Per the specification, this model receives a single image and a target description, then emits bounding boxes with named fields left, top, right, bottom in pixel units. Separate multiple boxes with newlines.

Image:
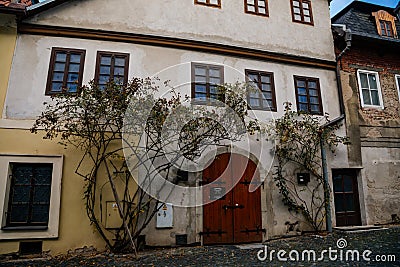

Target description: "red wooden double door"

left=202, top=153, right=263, bottom=244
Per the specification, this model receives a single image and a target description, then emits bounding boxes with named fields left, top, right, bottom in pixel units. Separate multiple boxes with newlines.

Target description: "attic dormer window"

left=372, top=10, right=398, bottom=38
left=380, top=20, right=394, bottom=37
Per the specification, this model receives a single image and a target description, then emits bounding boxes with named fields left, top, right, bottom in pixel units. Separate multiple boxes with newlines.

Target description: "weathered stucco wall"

left=361, top=147, right=400, bottom=225
left=4, top=34, right=341, bottom=120
left=340, top=44, right=400, bottom=128
left=339, top=42, right=400, bottom=225
left=2, top=0, right=341, bottom=250
left=0, top=14, right=17, bottom=116
left=0, top=32, right=345, bottom=250
left=25, top=0, right=335, bottom=61
left=0, top=128, right=106, bottom=255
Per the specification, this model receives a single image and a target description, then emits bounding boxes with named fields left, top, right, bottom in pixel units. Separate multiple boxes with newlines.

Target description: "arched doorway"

left=202, top=153, right=263, bottom=244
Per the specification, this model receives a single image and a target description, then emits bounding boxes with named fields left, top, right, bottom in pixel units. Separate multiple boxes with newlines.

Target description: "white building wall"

left=1, top=0, right=345, bottom=248
left=4, top=34, right=340, bottom=120
left=25, top=0, right=335, bottom=61
left=3, top=33, right=346, bottom=245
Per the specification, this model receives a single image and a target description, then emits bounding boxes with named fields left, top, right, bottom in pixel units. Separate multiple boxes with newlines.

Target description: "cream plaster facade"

left=0, top=0, right=348, bottom=254
left=25, top=0, right=335, bottom=61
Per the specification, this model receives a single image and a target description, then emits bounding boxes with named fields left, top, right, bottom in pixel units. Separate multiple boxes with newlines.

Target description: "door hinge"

left=199, top=229, right=227, bottom=236
left=240, top=179, right=264, bottom=189
left=240, top=227, right=266, bottom=234
left=199, top=179, right=226, bottom=186
left=222, top=204, right=244, bottom=210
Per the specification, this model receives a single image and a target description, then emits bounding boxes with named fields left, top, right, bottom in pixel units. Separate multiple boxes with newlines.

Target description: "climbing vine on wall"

left=30, top=80, right=251, bottom=255
left=269, top=102, right=348, bottom=232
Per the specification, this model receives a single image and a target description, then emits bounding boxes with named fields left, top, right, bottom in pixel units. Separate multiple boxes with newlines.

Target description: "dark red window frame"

left=194, top=0, right=221, bottom=8
left=94, top=51, right=130, bottom=89
left=245, top=69, right=277, bottom=111
left=191, top=63, right=224, bottom=104
left=294, top=76, right=323, bottom=115
left=45, top=47, right=85, bottom=95
left=245, top=0, right=269, bottom=17
left=290, top=0, right=314, bottom=25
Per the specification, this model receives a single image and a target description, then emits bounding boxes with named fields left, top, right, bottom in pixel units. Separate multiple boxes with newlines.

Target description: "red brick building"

left=332, top=1, right=400, bottom=227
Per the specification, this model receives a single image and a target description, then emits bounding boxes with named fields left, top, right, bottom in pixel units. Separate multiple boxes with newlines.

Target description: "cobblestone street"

left=1, top=226, right=399, bottom=267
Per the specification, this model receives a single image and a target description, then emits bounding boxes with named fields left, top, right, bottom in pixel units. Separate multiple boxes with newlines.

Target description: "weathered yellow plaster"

left=0, top=128, right=112, bottom=255
left=0, top=15, right=17, bottom=116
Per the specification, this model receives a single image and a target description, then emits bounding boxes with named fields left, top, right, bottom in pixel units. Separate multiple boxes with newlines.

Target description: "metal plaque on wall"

left=210, top=187, right=226, bottom=200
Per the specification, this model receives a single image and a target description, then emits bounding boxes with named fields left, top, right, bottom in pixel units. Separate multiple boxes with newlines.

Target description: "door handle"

left=222, top=204, right=244, bottom=210
left=236, top=204, right=244, bottom=209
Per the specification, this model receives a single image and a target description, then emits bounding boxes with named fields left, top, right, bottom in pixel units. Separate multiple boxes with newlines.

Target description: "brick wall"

left=337, top=41, right=400, bottom=225
left=337, top=42, right=400, bottom=126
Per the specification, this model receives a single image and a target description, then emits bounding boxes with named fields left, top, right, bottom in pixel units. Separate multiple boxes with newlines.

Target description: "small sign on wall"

left=156, top=203, right=173, bottom=228
left=105, top=201, right=122, bottom=229
left=297, top=173, right=310, bottom=185
left=210, top=187, right=226, bottom=200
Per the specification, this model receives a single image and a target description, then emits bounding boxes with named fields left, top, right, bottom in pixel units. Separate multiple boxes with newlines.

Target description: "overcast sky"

left=330, top=0, right=399, bottom=17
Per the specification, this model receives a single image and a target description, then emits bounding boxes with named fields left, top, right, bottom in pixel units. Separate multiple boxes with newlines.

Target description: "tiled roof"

left=0, top=0, right=32, bottom=11
left=332, top=1, right=400, bottom=43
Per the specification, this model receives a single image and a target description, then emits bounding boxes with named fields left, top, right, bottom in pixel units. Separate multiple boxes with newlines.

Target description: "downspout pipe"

left=331, top=24, right=352, bottom=121
left=321, top=24, right=352, bottom=233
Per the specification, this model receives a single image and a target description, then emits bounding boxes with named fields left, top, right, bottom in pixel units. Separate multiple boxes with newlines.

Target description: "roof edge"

left=25, top=0, right=68, bottom=16
left=0, top=1, right=27, bottom=14
left=332, top=1, right=398, bottom=22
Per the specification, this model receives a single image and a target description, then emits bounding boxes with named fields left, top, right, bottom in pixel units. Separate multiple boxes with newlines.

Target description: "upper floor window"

left=245, top=70, right=276, bottom=111
left=245, top=0, right=268, bottom=17
left=372, top=10, right=398, bottom=38
left=5, top=163, right=53, bottom=228
left=294, top=76, right=322, bottom=115
left=380, top=20, right=394, bottom=37
left=291, top=0, right=313, bottom=25
left=191, top=63, right=224, bottom=104
left=94, top=51, right=130, bottom=90
left=357, top=70, right=384, bottom=108
left=195, top=0, right=221, bottom=8
left=46, top=48, right=85, bottom=95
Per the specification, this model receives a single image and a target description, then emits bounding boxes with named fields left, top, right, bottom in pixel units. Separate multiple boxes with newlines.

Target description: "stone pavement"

left=1, top=226, right=399, bottom=267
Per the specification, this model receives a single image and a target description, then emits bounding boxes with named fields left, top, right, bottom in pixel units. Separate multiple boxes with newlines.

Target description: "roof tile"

left=0, top=0, right=32, bottom=9
left=332, top=1, right=400, bottom=43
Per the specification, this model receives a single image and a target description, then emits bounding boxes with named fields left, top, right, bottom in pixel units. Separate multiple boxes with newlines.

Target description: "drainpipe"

left=332, top=24, right=352, bottom=118
left=321, top=24, right=352, bottom=233
left=320, top=138, right=332, bottom=232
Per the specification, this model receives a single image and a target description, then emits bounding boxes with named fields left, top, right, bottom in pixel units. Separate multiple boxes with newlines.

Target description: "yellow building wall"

left=0, top=20, right=137, bottom=253
left=0, top=14, right=17, bottom=114
left=0, top=128, right=115, bottom=255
